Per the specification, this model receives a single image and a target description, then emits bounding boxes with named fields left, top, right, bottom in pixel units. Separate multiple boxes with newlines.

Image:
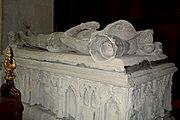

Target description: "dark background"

left=54, top=0, right=179, bottom=101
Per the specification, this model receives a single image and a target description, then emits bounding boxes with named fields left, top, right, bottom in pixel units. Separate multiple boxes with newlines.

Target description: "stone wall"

left=2, top=0, right=53, bottom=50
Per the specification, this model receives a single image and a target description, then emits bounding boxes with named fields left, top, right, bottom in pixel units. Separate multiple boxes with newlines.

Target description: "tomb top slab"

left=14, top=47, right=167, bottom=73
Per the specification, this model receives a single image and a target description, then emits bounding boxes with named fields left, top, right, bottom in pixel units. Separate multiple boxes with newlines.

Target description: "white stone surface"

left=14, top=47, right=167, bottom=73
left=14, top=48, right=177, bottom=120
left=23, top=103, right=57, bottom=120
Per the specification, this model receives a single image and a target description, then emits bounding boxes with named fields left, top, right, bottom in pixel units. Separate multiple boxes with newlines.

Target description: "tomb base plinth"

left=14, top=48, right=177, bottom=120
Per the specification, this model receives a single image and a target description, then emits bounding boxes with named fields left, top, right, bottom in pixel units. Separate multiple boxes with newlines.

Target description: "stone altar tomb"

left=10, top=20, right=177, bottom=120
